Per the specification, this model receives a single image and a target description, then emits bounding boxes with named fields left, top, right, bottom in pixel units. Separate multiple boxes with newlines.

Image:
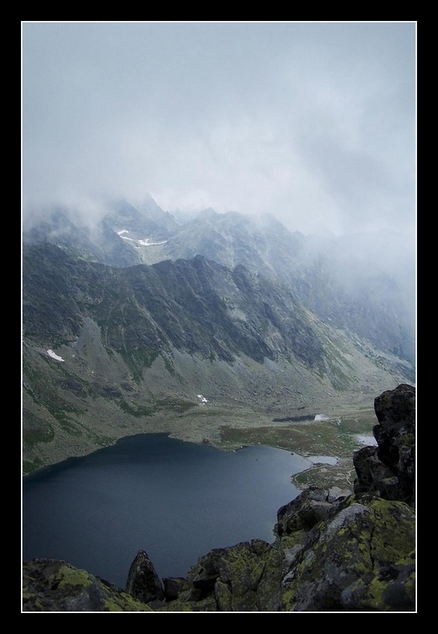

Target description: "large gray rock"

left=354, top=383, right=415, bottom=506
left=160, top=539, right=283, bottom=612
left=125, top=550, right=164, bottom=606
left=275, top=486, right=338, bottom=535
left=22, top=559, right=152, bottom=611
left=278, top=494, right=415, bottom=611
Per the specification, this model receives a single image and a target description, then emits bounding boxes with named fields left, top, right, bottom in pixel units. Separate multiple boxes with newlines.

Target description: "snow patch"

left=138, top=238, right=168, bottom=246
left=47, top=349, right=65, bottom=362
left=117, top=229, right=167, bottom=247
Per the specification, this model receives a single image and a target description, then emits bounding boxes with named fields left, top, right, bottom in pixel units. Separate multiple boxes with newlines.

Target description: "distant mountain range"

left=22, top=196, right=415, bottom=473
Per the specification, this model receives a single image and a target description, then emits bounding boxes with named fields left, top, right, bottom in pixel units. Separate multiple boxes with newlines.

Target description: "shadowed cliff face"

left=22, top=243, right=325, bottom=367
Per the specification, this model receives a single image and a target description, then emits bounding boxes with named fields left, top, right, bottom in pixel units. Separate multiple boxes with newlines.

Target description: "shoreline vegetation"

left=23, top=401, right=377, bottom=491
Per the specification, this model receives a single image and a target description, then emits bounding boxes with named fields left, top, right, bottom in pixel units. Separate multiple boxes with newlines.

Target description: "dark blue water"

left=22, top=433, right=311, bottom=589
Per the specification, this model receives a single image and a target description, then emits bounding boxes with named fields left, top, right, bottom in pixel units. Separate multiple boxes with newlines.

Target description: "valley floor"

left=164, top=400, right=376, bottom=491
left=26, top=397, right=374, bottom=489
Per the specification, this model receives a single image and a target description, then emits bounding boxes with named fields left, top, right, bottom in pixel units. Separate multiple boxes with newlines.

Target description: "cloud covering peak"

left=22, top=21, right=416, bottom=238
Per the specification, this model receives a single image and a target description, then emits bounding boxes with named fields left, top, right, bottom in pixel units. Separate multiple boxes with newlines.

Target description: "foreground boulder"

left=159, top=539, right=283, bottom=611
left=125, top=550, right=164, bottom=607
left=154, top=490, right=414, bottom=612
left=22, top=384, right=416, bottom=611
left=353, top=383, right=415, bottom=506
left=22, top=559, right=152, bottom=611
left=276, top=493, right=415, bottom=611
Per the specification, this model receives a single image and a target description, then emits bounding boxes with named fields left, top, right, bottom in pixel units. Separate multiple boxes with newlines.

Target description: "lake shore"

left=24, top=395, right=378, bottom=492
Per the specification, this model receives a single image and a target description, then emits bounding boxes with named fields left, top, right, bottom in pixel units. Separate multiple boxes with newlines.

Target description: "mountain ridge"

left=23, top=197, right=415, bottom=364
left=22, top=235, right=414, bottom=475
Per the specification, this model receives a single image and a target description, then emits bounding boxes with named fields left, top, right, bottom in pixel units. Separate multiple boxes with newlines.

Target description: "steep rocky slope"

left=23, top=198, right=415, bottom=367
left=22, top=242, right=413, bottom=474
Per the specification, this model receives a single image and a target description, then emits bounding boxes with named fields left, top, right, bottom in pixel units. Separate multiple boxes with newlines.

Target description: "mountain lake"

left=23, top=432, right=320, bottom=589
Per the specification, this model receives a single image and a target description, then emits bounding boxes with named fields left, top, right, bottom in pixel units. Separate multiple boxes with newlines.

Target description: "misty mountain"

left=23, top=242, right=330, bottom=369
left=23, top=197, right=416, bottom=365
left=22, top=231, right=414, bottom=474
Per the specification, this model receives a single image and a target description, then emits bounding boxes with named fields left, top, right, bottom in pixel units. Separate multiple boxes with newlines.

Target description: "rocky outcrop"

left=274, top=492, right=415, bottom=611
left=125, top=550, right=164, bottom=607
left=22, top=559, right=153, bottom=611
left=159, top=539, right=284, bottom=612
left=22, top=384, right=416, bottom=612
left=152, top=489, right=414, bottom=612
left=353, top=383, right=415, bottom=506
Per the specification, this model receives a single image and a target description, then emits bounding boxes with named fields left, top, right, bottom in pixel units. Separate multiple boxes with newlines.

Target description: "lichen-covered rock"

left=279, top=494, right=415, bottom=611
left=354, top=384, right=415, bottom=506
left=340, top=553, right=415, bottom=611
left=275, top=486, right=343, bottom=536
left=125, top=550, right=164, bottom=606
left=160, top=539, right=283, bottom=612
left=162, top=576, right=186, bottom=600
left=22, top=559, right=153, bottom=611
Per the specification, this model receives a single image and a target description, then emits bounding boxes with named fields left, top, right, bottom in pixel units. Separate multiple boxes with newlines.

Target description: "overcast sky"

left=22, top=21, right=416, bottom=238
